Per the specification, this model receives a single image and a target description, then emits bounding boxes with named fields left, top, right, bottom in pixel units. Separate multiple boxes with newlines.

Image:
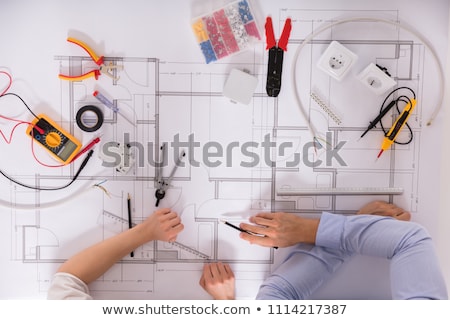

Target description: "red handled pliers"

left=59, top=37, right=122, bottom=81
left=265, top=17, right=292, bottom=97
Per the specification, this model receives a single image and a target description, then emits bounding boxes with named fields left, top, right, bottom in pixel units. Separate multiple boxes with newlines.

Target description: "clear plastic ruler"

left=99, top=211, right=210, bottom=259
left=277, top=187, right=404, bottom=196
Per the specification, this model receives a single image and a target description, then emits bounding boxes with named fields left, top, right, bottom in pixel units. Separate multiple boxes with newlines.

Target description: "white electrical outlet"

left=357, top=63, right=397, bottom=95
left=317, top=41, right=358, bottom=81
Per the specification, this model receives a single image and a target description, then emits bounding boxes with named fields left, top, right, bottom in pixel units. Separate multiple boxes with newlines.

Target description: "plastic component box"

left=192, top=0, right=261, bottom=63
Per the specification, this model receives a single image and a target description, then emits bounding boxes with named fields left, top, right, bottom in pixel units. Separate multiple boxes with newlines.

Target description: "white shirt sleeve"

left=47, top=272, right=93, bottom=300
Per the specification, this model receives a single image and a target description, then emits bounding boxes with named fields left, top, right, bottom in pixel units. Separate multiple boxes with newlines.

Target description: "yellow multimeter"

left=27, top=114, right=82, bottom=164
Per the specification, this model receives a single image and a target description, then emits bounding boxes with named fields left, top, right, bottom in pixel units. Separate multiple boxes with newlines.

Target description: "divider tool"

left=154, top=143, right=186, bottom=206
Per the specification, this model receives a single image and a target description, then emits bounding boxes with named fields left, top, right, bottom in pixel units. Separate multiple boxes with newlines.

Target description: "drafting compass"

left=265, top=16, right=292, bottom=97
left=154, top=143, right=186, bottom=206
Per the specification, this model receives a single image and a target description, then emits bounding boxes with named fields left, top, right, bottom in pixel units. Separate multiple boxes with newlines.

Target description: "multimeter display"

left=27, top=114, right=82, bottom=164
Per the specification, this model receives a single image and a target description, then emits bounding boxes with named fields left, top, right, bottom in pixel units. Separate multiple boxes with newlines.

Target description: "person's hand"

left=239, top=212, right=319, bottom=248
left=141, top=208, right=184, bottom=242
left=199, top=262, right=235, bottom=300
left=357, top=201, right=411, bottom=221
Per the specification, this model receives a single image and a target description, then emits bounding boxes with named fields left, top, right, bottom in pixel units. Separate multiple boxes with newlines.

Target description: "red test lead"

left=71, top=136, right=101, bottom=162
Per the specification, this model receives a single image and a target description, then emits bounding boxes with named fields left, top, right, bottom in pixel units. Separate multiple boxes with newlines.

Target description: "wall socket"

left=357, top=63, right=397, bottom=95
left=317, top=41, right=358, bottom=81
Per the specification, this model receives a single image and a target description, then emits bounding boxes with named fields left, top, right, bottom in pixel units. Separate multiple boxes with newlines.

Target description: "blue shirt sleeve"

left=256, top=212, right=448, bottom=300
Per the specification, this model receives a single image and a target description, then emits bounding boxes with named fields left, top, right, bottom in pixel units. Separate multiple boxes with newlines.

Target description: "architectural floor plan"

left=0, top=0, right=448, bottom=299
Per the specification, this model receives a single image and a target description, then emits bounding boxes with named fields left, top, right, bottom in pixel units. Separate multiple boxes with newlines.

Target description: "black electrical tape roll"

left=76, top=105, right=103, bottom=132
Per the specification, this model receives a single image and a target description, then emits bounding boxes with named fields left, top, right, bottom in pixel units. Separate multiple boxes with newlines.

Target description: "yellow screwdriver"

left=377, top=98, right=417, bottom=158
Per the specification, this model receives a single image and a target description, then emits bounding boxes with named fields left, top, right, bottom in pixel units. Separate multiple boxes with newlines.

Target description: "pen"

left=127, top=193, right=134, bottom=257
left=93, top=90, right=119, bottom=113
left=93, top=90, right=135, bottom=126
left=377, top=98, right=416, bottom=158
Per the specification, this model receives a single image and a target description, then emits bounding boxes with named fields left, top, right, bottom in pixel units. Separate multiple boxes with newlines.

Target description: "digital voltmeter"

left=27, top=114, right=82, bottom=164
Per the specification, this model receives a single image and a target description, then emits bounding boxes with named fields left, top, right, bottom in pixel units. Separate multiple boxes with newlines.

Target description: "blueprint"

left=0, top=0, right=449, bottom=299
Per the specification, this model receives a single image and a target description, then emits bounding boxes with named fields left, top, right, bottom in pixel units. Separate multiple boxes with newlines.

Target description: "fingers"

left=239, top=222, right=268, bottom=236
left=199, top=264, right=210, bottom=289
left=199, top=262, right=235, bottom=300
left=240, top=212, right=280, bottom=235
left=239, top=212, right=281, bottom=247
left=156, top=208, right=184, bottom=241
left=394, top=211, right=411, bottom=221
left=209, top=262, right=222, bottom=279
left=201, top=262, right=234, bottom=283
left=249, top=212, right=277, bottom=227
left=223, top=263, right=233, bottom=277
left=157, top=208, right=179, bottom=223
left=155, top=207, right=172, bottom=215
left=239, top=232, right=274, bottom=247
left=167, top=223, right=184, bottom=242
left=157, top=208, right=183, bottom=227
left=357, top=201, right=411, bottom=221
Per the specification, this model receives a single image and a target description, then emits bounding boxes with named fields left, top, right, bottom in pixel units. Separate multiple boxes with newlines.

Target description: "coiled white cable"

left=0, top=182, right=104, bottom=210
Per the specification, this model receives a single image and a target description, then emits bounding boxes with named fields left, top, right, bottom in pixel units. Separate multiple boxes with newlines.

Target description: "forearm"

left=58, top=223, right=150, bottom=284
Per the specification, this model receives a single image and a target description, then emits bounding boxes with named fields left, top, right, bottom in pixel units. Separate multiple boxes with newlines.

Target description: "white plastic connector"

left=223, top=69, right=258, bottom=105
left=99, top=142, right=135, bottom=174
left=317, top=41, right=358, bottom=81
left=357, top=63, right=397, bottom=95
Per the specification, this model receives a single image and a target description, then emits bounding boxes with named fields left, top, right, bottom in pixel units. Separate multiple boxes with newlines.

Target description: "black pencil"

left=127, top=193, right=134, bottom=257
left=220, top=219, right=252, bottom=234
left=220, top=219, right=278, bottom=249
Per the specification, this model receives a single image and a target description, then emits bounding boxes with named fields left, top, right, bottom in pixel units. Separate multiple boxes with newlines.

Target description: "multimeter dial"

left=44, top=130, right=63, bottom=149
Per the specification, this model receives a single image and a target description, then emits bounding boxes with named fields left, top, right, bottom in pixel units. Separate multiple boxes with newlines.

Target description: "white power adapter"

left=317, top=41, right=358, bottom=81
left=223, top=69, right=258, bottom=105
left=99, top=142, right=135, bottom=174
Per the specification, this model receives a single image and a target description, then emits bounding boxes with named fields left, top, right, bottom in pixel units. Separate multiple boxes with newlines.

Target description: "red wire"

left=0, top=115, right=40, bottom=144
left=0, top=71, right=18, bottom=143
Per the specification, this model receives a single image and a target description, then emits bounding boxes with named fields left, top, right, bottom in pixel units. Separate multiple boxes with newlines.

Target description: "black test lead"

left=360, top=100, right=396, bottom=139
left=360, top=86, right=416, bottom=139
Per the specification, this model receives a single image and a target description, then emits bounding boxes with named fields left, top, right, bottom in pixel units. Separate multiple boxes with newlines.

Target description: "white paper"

left=0, top=0, right=448, bottom=299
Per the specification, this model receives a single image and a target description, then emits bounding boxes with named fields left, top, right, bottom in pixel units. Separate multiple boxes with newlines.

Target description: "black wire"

left=0, top=92, right=39, bottom=118
left=0, top=150, right=94, bottom=191
left=379, top=87, right=416, bottom=146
